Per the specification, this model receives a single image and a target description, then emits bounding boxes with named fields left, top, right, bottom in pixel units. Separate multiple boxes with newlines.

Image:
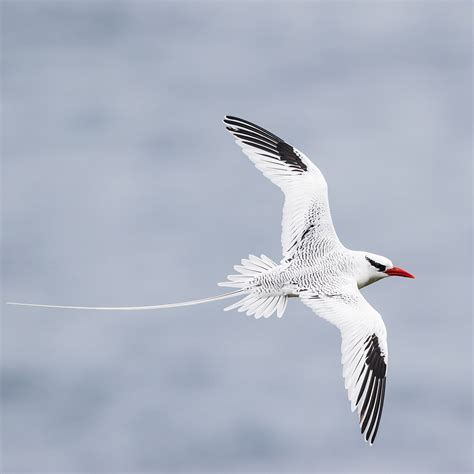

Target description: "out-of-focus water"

left=1, top=2, right=472, bottom=472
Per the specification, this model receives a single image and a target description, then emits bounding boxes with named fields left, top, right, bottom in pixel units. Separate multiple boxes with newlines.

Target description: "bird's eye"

left=366, top=257, right=386, bottom=272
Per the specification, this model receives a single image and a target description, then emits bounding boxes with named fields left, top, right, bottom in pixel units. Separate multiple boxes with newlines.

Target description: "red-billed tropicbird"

left=8, top=116, right=415, bottom=444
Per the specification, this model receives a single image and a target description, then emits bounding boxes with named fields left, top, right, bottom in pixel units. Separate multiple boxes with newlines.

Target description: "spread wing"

left=300, top=289, right=388, bottom=445
left=224, top=116, right=341, bottom=261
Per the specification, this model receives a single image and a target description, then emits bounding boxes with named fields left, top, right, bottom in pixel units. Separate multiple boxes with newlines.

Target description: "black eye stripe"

left=366, top=257, right=386, bottom=272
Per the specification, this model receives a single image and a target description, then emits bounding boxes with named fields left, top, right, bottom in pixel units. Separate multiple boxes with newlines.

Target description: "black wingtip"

left=223, top=115, right=245, bottom=127
left=223, top=115, right=236, bottom=124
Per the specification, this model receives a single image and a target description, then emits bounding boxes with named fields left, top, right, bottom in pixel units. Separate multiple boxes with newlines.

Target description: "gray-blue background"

left=2, top=1, right=472, bottom=472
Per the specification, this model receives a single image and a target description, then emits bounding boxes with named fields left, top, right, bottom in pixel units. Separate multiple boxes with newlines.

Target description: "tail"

left=218, top=254, right=288, bottom=319
left=6, top=290, right=242, bottom=311
left=6, top=254, right=289, bottom=318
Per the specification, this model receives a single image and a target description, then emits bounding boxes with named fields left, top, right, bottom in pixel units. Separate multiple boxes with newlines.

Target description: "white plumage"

left=8, top=115, right=415, bottom=445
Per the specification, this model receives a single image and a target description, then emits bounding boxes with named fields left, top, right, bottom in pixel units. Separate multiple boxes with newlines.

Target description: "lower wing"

left=300, top=288, right=388, bottom=445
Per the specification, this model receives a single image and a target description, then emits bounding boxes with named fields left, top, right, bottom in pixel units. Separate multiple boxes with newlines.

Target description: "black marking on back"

left=300, top=224, right=315, bottom=241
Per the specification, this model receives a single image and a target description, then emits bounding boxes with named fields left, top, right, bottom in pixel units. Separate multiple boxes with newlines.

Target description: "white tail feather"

left=6, top=253, right=290, bottom=318
left=220, top=254, right=289, bottom=319
left=6, top=290, right=242, bottom=311
left=218, top=254, right=277, bottom=289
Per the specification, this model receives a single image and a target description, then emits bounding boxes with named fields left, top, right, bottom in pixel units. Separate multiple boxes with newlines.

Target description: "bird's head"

left=356, top=252, right=415, bottom=289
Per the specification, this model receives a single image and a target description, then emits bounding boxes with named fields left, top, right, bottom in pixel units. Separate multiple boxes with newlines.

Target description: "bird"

left=8, top=115, right=415, bottom=445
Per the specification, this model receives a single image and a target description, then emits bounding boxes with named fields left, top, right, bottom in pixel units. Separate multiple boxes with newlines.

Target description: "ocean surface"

left=2, top=2, right=472, bottom=472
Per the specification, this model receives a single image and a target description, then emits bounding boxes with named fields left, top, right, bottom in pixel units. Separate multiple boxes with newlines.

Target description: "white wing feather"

left=300, top=289, right=388, bottom=445
left=224, top=116, right=340, bottom=260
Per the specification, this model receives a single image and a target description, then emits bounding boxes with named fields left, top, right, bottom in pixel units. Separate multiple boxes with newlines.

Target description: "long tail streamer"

left=6, top=290, right=243, bottom=311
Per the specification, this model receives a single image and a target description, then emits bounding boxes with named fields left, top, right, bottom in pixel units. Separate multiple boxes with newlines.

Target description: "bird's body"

left=7, top=115, right=414, bottom=445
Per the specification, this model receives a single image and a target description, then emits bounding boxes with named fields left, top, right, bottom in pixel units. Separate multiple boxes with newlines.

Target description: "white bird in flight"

left=8, top=116, right=415, bottom=445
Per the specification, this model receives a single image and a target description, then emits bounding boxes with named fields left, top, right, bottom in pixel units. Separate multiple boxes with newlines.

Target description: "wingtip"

left=362, top=426, right=378, bottom=446
left=223, top=115, right=246, bottom=125
left=223, top=115, right=237, bottom=126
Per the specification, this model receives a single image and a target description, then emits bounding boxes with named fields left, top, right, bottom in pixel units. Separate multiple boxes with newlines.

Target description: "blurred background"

left=1, top=1, right=472, bottom=472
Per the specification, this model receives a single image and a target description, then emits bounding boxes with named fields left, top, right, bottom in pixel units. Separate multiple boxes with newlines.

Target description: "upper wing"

left=223, top=116, right=341, bottom=261
left=300, top=289, right=388, bottom=445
